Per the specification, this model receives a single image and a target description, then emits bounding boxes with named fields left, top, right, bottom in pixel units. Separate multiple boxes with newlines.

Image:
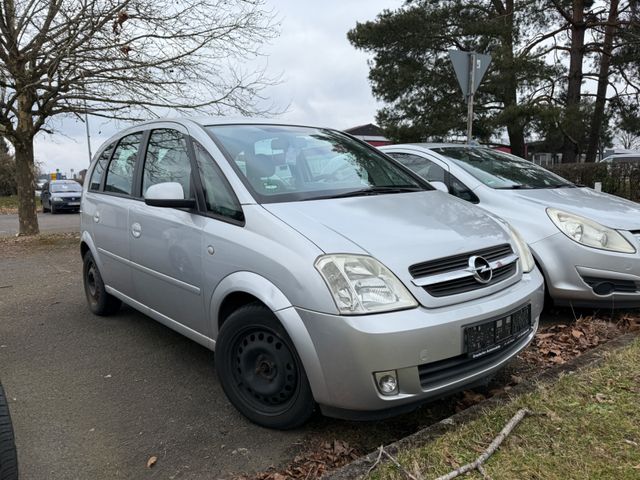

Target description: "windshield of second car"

left=51, top=182, right=82, bottom=193
left=432, top=147, right=574, bottom=189
left=206, top=125, right=427, bottom=203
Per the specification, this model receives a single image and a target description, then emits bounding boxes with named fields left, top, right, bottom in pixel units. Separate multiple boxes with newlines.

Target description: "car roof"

left=50, top=179, right=78, bottom=183
left=129, top=117, right=330, bottom=130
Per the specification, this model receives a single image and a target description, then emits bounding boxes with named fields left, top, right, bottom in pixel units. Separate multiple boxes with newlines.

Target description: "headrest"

left=246, top=153, right=275, bottom=179
left=271, top=138, right=289, bottom=151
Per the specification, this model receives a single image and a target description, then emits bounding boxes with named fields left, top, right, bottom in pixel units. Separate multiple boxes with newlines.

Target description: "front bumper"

left=52, top=200, right=81, bottom=211
left=288, top=269, right=544, bottom=417
left=532, top=232, right=640, bottom=308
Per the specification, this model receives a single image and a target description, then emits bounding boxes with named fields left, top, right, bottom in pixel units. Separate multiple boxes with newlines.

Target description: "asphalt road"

left=0, top=242, right=305, bottom=479
left=0, top=213, right=80, bottom=237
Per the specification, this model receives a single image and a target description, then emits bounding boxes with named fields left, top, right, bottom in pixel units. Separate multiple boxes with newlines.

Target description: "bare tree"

left=0, top=0, right=278, bottom=235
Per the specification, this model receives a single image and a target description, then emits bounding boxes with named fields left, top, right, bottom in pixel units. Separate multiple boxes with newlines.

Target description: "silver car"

left=381, top=144, right=640, bottom=308
left=80, top=119, right=543, bottom=429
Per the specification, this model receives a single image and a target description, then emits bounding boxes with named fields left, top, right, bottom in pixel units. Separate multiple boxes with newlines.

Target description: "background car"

left=0, top=381, right=18, bottom=480
left=41, top=180, right=83, bottom=213
left=381, top=144, right=640, bottom=308
left=598, top=153, right=640, bottom=164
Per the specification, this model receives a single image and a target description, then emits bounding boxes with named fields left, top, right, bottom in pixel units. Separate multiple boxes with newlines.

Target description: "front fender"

left=209, top=271, right=330, bottom=404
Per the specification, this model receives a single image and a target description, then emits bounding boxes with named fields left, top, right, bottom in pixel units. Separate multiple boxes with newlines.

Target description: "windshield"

left=432, top=147, right=574, bottom=189
left=206, top=125, right=427, bottom=203
left=50, top=182, right=82, bottom=193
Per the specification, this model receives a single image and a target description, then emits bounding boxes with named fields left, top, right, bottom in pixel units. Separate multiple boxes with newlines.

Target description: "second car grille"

left=409, top=244, right=518, bottom=297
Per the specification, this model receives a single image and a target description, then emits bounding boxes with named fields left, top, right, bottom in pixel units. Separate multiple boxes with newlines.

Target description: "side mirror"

left=430, top=181, right=449, bottom=193
left=144, top=182, right=196, bottom=209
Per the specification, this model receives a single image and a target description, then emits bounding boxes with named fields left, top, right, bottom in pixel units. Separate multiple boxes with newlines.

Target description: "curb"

left=322, top=332, right=639, bottom=480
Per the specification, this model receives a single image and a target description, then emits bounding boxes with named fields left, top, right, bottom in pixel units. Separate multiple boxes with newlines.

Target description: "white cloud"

left=35, top=0, right=401, bottom=176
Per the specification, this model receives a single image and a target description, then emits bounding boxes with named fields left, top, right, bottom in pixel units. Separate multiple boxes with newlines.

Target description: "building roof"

left=343, top=123, right=386, bottom=137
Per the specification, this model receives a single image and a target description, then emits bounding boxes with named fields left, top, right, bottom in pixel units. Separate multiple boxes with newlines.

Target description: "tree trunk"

left=14, top=140, right=39, bottom=235
left=585, top=0, right=619, bottom=162
left=508, top=124, right=526, bottom=158
left=560, top=0, right=586, bottom=164
left=501, top=0, right=526, bottom=158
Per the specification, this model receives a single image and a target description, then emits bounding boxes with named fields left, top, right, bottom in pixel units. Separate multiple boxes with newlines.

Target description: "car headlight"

left=315, top=254, right=418, bottom=315
left=506, top=224, right=535, bottom=273
left=547, top=208, right=636, bottom=253
left=51, top=196, right=63, bottom=202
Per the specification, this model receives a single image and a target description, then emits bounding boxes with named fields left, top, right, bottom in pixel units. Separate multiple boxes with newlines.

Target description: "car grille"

left=409, top=244, right=518, bottom=297
left=582, top=276, right=639, bottom=294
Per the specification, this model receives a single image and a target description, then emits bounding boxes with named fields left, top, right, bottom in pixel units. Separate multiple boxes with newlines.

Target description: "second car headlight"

left=547, top=208, right=636, bottom=254
left=51, top=196, right=63, bottom=202
left=315, top=254, right=418, bottom=315
left=506, top=224, right=535, bottom=273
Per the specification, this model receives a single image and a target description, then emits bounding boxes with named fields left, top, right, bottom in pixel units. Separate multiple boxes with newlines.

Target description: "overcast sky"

left=36, top=0, right=401, bottom=176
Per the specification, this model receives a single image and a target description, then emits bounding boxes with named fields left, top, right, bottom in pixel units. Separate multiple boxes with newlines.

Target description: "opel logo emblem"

left=467, top=255, right=493, bottom=284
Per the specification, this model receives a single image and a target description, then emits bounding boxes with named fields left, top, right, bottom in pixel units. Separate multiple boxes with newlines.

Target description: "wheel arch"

left=210, top=272, right=329, bottom=404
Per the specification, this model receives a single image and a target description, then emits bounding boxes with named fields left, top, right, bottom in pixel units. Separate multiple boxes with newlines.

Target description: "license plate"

left=68, top=202, right=80, bottom=206
left=464, top=305, right=531, bottom=359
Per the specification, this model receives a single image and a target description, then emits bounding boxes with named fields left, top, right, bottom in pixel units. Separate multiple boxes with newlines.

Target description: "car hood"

left=504, top=187, right=640, bottom=230
left=263, top=191, right=512, bottom=274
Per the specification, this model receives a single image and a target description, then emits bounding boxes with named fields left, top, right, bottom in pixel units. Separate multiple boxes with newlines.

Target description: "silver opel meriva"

left=80, top=118, right=544, bottom=429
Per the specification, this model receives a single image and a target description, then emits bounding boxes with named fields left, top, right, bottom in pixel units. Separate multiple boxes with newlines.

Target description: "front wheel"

left=83, top=251, right=121, bottom=316
left=0, top=382, right=18, bottom=480
left=215, top=304, right=315, bottom=429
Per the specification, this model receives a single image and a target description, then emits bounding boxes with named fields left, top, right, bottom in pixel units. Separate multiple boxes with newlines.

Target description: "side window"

left=388, top=152, right=446, bottom=183
left=104, top=133, right=142, bottom=195
left=449, top=174, right=479, bottom=204
left=89, top=142, right=115, bottom=191
left=142, top=129, right=194, bottom=199
left=193, top=140, right=244, bottom=222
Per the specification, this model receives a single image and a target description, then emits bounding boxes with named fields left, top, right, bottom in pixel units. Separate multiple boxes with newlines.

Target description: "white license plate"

left=68, top=202, right=80, bottom=206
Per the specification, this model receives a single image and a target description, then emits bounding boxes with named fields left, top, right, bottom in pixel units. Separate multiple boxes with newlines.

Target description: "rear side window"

left=142, top=129, right=194, bottom=199
left=104, top=133, right=142, bottom=195
left=193, top=140, right=244, bottom=222
left=89, top=142, right=115, bottom=191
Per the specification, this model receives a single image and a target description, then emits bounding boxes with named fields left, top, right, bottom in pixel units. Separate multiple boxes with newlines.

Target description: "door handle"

left=131, top=222, right=142, bottom=238
left=93, top=212, right=100, bottom=223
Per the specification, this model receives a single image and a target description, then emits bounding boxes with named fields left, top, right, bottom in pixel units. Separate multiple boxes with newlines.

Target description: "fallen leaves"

left=234, top=440, right=359, bottom=480
left=518, top=315, right=629, bottom=369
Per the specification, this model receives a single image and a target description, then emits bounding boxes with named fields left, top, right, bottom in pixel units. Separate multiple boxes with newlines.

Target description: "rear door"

left=128, top=126, right=206, bottom=334
left=90, top=132, right=143, bottom=298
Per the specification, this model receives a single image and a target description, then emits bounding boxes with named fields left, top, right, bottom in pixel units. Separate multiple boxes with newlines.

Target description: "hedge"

left=548, top=162, right=640, bottom=203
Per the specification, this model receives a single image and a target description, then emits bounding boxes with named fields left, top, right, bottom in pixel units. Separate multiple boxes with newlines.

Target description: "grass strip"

left=371, top=338, right=640, bottom=480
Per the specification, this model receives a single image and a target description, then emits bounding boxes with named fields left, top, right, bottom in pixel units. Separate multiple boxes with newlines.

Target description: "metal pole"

left=466, top=52, right=476, bottom=143
left=84, top=108, right=92, bottom=163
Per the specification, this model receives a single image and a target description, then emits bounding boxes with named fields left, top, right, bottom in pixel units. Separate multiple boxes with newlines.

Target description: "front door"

left=128, top=127, right=206, bottom=334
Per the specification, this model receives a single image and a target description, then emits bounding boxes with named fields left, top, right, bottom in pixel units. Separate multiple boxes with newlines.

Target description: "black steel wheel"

left=215, top=304, right=314, bottom=429
left=0, top=382, right=18, bottom=480
left=83, top=251, right=121, bottom=316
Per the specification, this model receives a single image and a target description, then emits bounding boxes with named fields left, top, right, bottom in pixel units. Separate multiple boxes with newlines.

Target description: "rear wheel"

left=0, top=382, right=18, bottom=480
left=215, top=304, right=315, bottom=429
left=83, top=251, right=121, bottom=316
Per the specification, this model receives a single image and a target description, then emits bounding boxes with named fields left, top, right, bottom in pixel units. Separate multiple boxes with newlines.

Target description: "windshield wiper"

left=494, top=184, right=532, bottom=190
left=312, top=186, right=424, bottom=200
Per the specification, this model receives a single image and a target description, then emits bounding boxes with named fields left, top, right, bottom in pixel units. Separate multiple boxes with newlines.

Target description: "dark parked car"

left=0, top=382, right=18, bottom=480
left=41, top=180, right=83, bottom=213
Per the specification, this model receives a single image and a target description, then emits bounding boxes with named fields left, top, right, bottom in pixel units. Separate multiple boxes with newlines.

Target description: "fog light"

left=374, top=370, right=399, bottom=396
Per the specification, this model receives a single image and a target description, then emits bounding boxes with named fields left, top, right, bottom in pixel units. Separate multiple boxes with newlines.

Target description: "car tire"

left=83, top=251, right=121, bottom=316
left=41, top=201, right=49, bottom=213
left=215, top=304, right=315, bottom=429
left=50, top=204, right=57, bottom=214
left=0, top=382, right=18, bottom=480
